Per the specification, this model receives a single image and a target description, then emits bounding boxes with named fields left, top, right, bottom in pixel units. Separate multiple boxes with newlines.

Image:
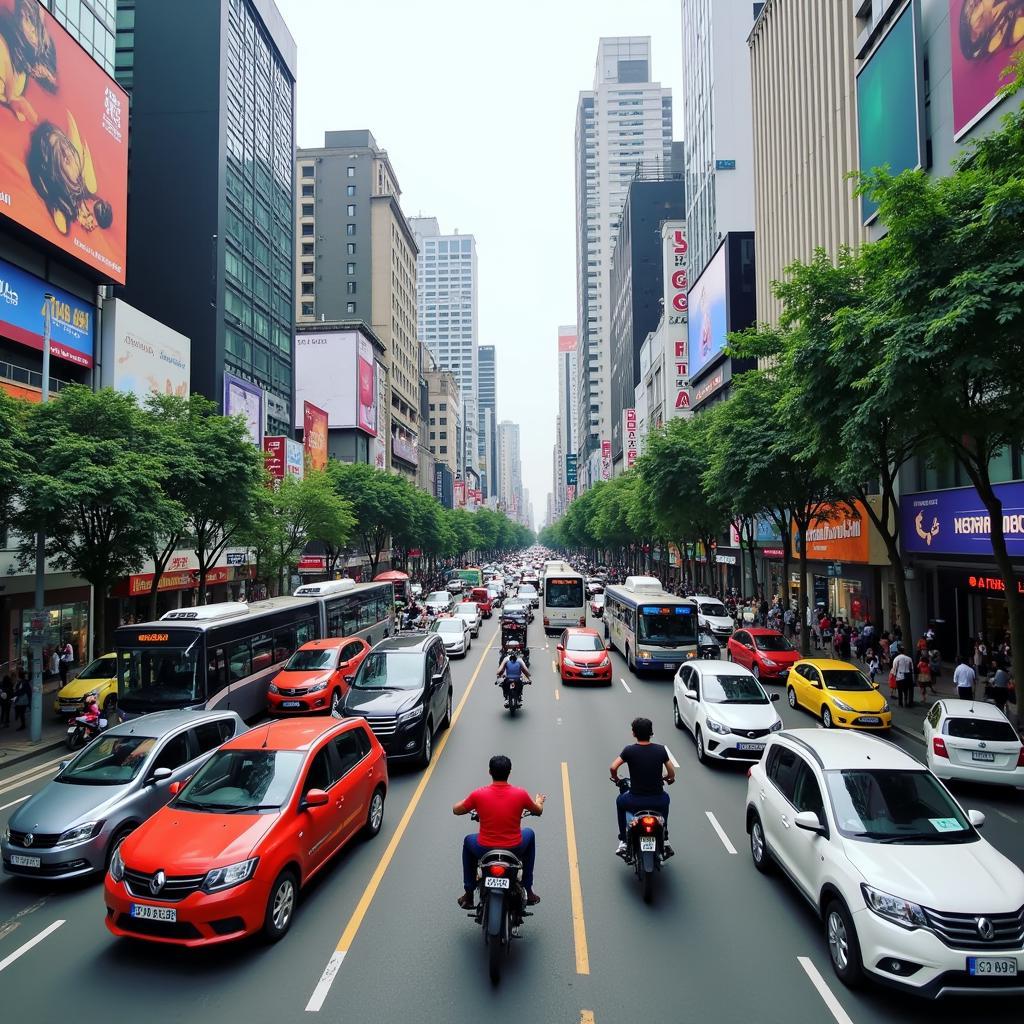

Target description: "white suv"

left=745, top=729, right=1024, bottom=998
left=923, top=699, right=1024, bottom=787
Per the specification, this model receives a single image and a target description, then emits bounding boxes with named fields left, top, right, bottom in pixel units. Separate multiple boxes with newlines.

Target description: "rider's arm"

left=609, top=755, right=625, bottom=782
left=495, top=657, right=508, bottom=676
left=664, top=756, right=676, bottom=785
left=453, top=793, right=475, bottom=816
left=525, top=793, right=546, bottom=816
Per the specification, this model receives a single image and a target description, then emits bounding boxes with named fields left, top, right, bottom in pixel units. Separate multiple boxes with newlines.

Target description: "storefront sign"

left=961, top=571, right=1024, bottom=595
left=715, top=553, right=738, bottom=566
left=792, top=502, right=870, bottom=563
left=902, top=481, right=1024, bottom=558
left=226, top=552, right=247, bottom=566
left=113, top=565, right=232, bottom=598
left=623, top=408, right=639, bottom=469
left=762, top=548, right=785, bottom=559
left=297, top=555, right=327, bottom=574
left=693, top=371, right=724, bottom=405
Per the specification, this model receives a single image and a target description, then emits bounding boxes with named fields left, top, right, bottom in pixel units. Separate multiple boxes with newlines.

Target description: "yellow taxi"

left=785, top=658, right=891, bottom=730
left=53, top=653, right=119, bottom=717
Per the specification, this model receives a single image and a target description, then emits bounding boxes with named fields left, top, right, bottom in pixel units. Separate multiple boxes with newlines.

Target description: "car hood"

left=121, top=806, right=279, bottom=873
left=10, top=779, right=135, bottom=834
left=273, top=671, right=334, bottom=690
left=704, top=702, right=781, bottom=731
left=57, top=677, right=114, bottom=699
left=842, top=837, right=1024, bottom=913
left=702, top=615, right=733, bottom=629
left=754, top=648, right=799, bottom=664
left=563, top=650, right=608, bottom=665
left=345, top=689, right=419, bottom=716
left=828, top=688, right=887, bottom=713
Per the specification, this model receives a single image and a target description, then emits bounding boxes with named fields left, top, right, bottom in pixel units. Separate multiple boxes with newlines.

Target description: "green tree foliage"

left=0, top=389, right=27, bottom=531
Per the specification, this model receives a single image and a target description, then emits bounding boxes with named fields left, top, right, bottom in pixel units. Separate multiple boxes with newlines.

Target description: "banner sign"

left=565, top=452, right=577, bottom=486
left=663, top=222, right=690, bottom=417
left=902, top=481, right=1024, bottom=557
left=303, top=401, right=328, bottom=473
left=224, top=371, right=263, bottom=446
left=601, top=439, right=611, bottom=480
left=623, top=408, right=639, bottom=469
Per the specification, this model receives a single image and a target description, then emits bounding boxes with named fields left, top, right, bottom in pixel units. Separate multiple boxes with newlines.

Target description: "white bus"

left=604, top=576, right=700, bottom=673
left=292, top=578, right=396, bottom=646
left=542, top=569, right=587, bottom=634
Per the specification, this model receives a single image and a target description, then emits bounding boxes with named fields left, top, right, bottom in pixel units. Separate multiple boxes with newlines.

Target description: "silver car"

left=2, top=709, right=245, bottom=880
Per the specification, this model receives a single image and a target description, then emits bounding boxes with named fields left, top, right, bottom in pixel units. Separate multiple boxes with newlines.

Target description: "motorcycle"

left=65, top=706, right=108, bottom=750
left=613, top=777, right=668, bottom=904
left=496, top=643, right=529, bottom=715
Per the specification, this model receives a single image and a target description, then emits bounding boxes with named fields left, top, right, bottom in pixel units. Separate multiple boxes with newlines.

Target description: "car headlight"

left=598, top=657, right=611, bottom=668
left=769, top=720, right=783, bottom=732
left=202, top=857, right=259, bottom=893
left=308, top=679, right=329, bottom=693
left=268, top=683, right=280, bottom=694
left=2, top=825, right=10, bottom=843
left=880, top=700, right=890, bottom=713
left=55, top=821, right=103, bottom=848
left=705, top=717, right=729, bottom=735
left=832, top=698, right=854, bottom=712
left=639, top=651, right=651, bottom=660
left=686, top=650, right=698, bottom=659
left=109, top=845, right=125, bottom=883
left=398, top=705, right=425, bottom=725
left=762, top=658, right=777, bottom=668
left=861, top=884, right=927, bottom=929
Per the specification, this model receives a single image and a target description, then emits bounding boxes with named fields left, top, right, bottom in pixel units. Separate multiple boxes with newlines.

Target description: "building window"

left=440, top=446, right=447, bottom=454
left=301, top=282, right=314, bottom=295
left=346, top=281, right=356, bottom=294
left=301, top=223, right=313, bottom=236
left=346, top=224, right=356, bottom=236
left=301, top=302, right=314, bottom=316
left=347, top=242, right=356, bottom=255
left=301, top=165, right=314, bottom=178
left=347, top=166, right=355, bottom=177
left=346, top=302, right=356, bottom=314
left=302, top=242, right=314, bottom=255
left=346, top=262, right=356, bottom=275
left=347, top=204, right=356, bottom=216
left=301, top=203, right=314, bottom=216
left=347, top=184, right=356, bottom=196
left=302, top=261, right=314, bottom=275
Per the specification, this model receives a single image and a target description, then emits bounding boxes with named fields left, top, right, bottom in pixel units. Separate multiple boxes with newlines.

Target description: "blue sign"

left=715, top=159, right=736, bottom=170
left=0, top=257, right=95, bottom=368
left=902, top=481, right=1024, bottom=558
left=640, top=605, right=692, bottom=615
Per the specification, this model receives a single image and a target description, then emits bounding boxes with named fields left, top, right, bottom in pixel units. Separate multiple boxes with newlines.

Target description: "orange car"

left=104, top=717, right=387, bottom=946
left=556, top=627, right=613, bottom=685
left=266, top=637, right=370, bottom=716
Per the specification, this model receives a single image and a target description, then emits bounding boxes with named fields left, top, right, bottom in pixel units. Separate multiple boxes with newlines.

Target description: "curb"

left=0, top=739, right=65, bottom=773
left=891, top=721, right=924, bottom=745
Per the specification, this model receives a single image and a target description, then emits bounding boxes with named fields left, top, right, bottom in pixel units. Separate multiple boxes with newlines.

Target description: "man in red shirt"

left=453, top=754, right=545, bottom=910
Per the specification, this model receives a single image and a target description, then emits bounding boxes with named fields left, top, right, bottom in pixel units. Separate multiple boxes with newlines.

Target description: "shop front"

left=1, top=581, right=91, bottom=676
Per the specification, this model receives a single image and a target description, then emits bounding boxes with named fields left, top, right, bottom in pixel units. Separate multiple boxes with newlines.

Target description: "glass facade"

left=49, top=0, right=117, bottom=74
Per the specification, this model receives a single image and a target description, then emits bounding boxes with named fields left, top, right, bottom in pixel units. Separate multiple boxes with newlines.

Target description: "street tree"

left=0, top=389, right=27, bottom=532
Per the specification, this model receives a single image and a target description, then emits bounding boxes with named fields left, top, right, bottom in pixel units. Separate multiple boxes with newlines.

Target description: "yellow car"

left=53, top=653, right=119, bottom=717
left=786, top=658, right=891, bottom=730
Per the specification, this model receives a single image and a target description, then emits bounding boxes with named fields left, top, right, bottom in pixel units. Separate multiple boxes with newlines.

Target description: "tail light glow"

left=1016, top=746, right=1024, bottom=767
left=932, top=737, right=948, bottom=759
left=488, top=864, right=506, bottom=877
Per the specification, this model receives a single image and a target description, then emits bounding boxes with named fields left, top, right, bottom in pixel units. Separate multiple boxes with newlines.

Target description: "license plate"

left=858, top=717, right=881, bottom=725
left=968, top=957, right=1018, bottom=976
left=737, top=742, right=766, bottom=752
left=281, top=701, right=302, bottom=708
left=131, top=904, right=177, bottom=922
left=664, top=664, right=676, bottom=670
left=639, top=837, right=657, bottom=852
left=972, top=751, right=996, bottom=762
left=484, top=876, right=510, bottom=890
left=10, top=854, right=40, bottom=868
left=581, top=669, right=594, bottom=677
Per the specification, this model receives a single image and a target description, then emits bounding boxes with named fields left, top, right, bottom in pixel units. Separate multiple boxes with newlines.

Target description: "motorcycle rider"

left=496, top=645, right=531, bottom=708
left=610, top=717, right=675, bottom=858
left=453, top=754, right=545, bottom=910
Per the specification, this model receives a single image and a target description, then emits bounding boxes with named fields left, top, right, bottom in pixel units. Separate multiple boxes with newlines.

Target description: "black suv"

left=338, top=634, right=453, bottom=768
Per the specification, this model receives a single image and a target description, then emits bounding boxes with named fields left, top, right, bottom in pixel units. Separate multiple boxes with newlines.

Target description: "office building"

left=423, top=358, right=462, bottom=482
left=575, top=37, right=673, bottom=488
left=48, top=0, right=116, bottom=72
left=556, top=326, right=578, bottom=514
left=478, top=344, right=497, bottom=500
left=497, top=420, right=523, bottom=520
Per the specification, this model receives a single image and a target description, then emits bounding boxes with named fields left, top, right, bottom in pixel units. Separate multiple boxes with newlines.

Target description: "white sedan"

left=923, top=698, right=1024, bottom=787
left=453, top=601, right=482, bottom=637
left=431, top=617, right=471, bottom=657
left=672, top=659, right=782, bottom=764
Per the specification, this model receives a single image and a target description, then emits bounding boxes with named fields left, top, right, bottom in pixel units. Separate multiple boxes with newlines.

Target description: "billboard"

left=687, top=241, right=728, bottom=379
left=263, top=436, right=286, bottom=481
left=0, top=0, right=128, bottom=282
left=601, top=439, right=612, bottom=480
left=223, top=371, right=263, bottom=447
left=0, top=255, right=93, bottom=366
left=948, top=0, right=1024, bottom=139
left=294, top=330, right=377, bottom=434
left=357, top=335, right=376, bottom=434
left=285, top=438, right=303, bottom=478
left=391, top=424, right=418, bottom=467
left=454, top=479, right=466, bottom=508
left=856, top=1, right=925, bottom=222
left=623, top=408, right=639, bottom=469
left=791, top=502, right=870, bottom=564
left=101, top=299, right=189, bottom=401
left=373, top=361, right=387, bottom=470
left=662, top=223, right=690, bottom=417
left=303, top=401, right=328, bottom=473
left=902, top=481, right=1024, bottom=558
left=565, top=452, right=577, bottom=486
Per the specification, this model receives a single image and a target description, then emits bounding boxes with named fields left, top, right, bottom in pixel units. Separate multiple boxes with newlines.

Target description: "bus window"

left=296, top=619, right=315, bottom=646
left=376, top=594, right=391, bottom=622
left=273, top=626, right=295, bottom=663
left=252, top=633, right=275, bottom=672
left=358, top=597, right=376, bottom=630
left=207, top=647, right=227, bottom=697
left=227, top=640, right=252, bottom=682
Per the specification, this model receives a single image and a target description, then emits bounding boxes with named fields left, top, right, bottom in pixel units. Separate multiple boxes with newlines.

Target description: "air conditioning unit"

left=623, top=576, right=662, bottom=595
left=161, top=602, right=250, bottom=622
left=294, top=579, right=355, bottom=597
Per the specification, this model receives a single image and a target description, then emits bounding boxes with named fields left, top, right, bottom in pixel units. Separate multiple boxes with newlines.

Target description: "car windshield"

left=565, top=634, right=603, bottom=652
left=58, top=734, right=156, bottom=785
left=825, top=769, right=976, bottom=843
left=78, top=657, right=118, bottom=680
left=702, top=674, right=768, bottom=704
left=117, top=646, right=201, bottom=711
left=455, top=603, right=477, bottom=615
left=427, top=592, right=448, bottom=603
left=822, top=669, right=874, bottom=691
left=431, top=620, right=463, bottom=634
left=701, top=601, right=729, bottom=618
left=518, top=585, right=537, bottom=596
left=637, top=607, right=699, bottom=646
left=754, top=634, right=794, bottom=652
left=175, top=749, right=303, bottom=811
left=946, top=717, right=1018, bottom=742
left=352, top=651, right=424, bottom=690
left=285, top=648, right=337, bottom=671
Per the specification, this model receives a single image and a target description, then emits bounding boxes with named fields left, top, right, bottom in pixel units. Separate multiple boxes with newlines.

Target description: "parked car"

left=53, top=652, right=119, bottom=717
left=470, top=587, right=494, bottom=618
left=556, top=628, right=612, bottom=685
left=787, top=659, right=891, bottom=731
left=425, top=590, right=455, bottom=616
left=266, top=637, right=370, bottom=716
left=3, top=710, right=245, bottom=881
left=727, top=628, right=800, bottom=682
left=672, top=660, right=781, bottom=763
left=691, top=595, right=735, bottom=642
left=338, top=634, right=453, bottom=767
left=745, top=729, right=1024, bottom=998
left=589, top=593, right=605, bottom=618
left=923, top=698, right=1024, bottom=786
left=453, top=601, right=482, bottom=638
left=104, top=717, right=387, bottom=946
left=431, top=616, right=471, bottom=657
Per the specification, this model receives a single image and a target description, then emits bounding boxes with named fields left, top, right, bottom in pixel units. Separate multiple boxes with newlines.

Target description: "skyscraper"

left=575, top=38, right=673, bottom=489
left=556, top=326, right=578, bottom=514
left=49, top=0, right=116, bottom=72
left=497, top=420, right=523, bottom=520
left=477, top=344, right=497, bottom=501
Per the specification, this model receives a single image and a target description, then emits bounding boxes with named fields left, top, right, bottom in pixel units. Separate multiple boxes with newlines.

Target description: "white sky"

left=276, top=0, right=684, bottom=529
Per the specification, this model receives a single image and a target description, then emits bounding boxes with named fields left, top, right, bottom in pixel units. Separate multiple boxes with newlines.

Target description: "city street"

left=2, top=611, right=1023, bottom=1023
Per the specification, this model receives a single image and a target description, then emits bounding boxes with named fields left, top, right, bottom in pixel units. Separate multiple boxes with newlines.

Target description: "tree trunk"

left=198, top=564, right=209, bottom=605
left=797, top=519, right=810, bottom=656
left=93, top=582, right=108, bottom=658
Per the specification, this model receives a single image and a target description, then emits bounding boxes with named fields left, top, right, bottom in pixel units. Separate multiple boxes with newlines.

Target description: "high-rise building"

left=423, top=357, right=462, bottom=482
left=114, top=0, right=297, bottom=435
left=497, top=420, right=523, bottom=520
left=556, top=326, right=578, bottom=514
left=409, top=217, right=479, bottom=482
left=295, top=131, right=420, bottom=478
left=575, top=38, right=673, bottom=489
left=48, top=0, right=116, bottom=72
left=477, top=344, right=497, bottom=500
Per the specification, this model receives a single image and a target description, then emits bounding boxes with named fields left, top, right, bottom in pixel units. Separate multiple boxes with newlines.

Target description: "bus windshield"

left=545, top=579, right=584, bottom=608
left=637, top=606, right=698, bottom=646
left=118, top=646, right=202, bottom=711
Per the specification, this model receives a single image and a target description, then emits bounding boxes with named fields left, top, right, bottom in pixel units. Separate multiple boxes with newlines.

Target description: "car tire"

left=329, top=689, right=342, bottom=716
left=362, top=787, right=385, bottom=840
left=105, top=824, right=135, bottom=869
left=673, top=699, right=685, bottom=730
left=262, top=869, right=299, bottom=943
left=416, top=720, right=434, bottom=769
left=695, top=726, right=708, bottom=765
left=825, top=898, right=864, bottom=989
left=752, top=663, right=760, bottom=682
left=441, top=689, right=452, bottom=730
left=749, top=813, right=772, bottom=874
left=787, top=685, right=798, bottom=710
left=627, top=644, right=635, bottom=672
left=822, top=706, right=833, bottom=729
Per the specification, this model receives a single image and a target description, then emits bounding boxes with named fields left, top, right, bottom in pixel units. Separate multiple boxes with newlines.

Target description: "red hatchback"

left=266, top=637, right=370, bottom=716
left=556, top=627, right=613, bottom=685
left=104, top=718, right=387, bottom=946
left=727, top=628, right=799, bottom=681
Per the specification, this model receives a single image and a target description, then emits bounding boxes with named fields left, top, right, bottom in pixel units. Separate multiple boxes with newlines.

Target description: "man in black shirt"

left=610, top=717, right=675, bottom=857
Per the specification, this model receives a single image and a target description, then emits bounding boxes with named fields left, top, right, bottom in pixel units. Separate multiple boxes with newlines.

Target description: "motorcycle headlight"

left=268, top=683, right=280, bottom=694
left=202, top=857, right=259, bottom=893
left=307, top=678, right=329, bottom=693
left=705, top=717, right=729, bottom=735
left=56, top=821, right=103, bottom=848
left=109, top=845, right=125, bottom=883
left=861, top=884, right=927, bottom=929
left=769, top=719, right=783, bottom=732
left=398, top=705, right=425, bottom=725
left=831, top=698, right=854, bottom=712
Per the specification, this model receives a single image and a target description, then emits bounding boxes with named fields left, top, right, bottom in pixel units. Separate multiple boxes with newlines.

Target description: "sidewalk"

left=0, top=677, right=69, bottom=771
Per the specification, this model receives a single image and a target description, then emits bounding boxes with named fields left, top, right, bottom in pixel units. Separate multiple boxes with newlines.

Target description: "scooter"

left=65, top=708, right=108, bottom=750
left=613, top=777, right=669, bottom=904
left=496, top=647, right=529, bottom=716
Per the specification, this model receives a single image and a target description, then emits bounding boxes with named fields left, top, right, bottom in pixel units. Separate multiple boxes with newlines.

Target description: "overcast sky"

left=276, top=0, right=684, bottom=530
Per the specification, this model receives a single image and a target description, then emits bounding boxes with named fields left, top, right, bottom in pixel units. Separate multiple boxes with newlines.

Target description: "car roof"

left=794, top=658, right=860, bottom=671
left=298, top=637, right=349, bottom=650
left=224, top=717, right=355, bottom=752
left=106, top=708, right=238, bottom=737
left=776, top=728, right=916, bottom=770
left=692, top=659, right=752, bottom=674
left=938, top=698, right=1012, bottom=722
left=375, top=633, right=436, bottom=652
left=564, top=627, right=599, bottom=637
left=744, top=627, right=782, bottom=636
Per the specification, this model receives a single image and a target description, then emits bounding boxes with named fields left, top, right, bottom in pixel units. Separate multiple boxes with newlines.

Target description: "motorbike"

left=496, top=642, right=530, bottom=715
left=498, top=621, right=530, bottom=666
left=65, top=707, right=108, bottom=750
left=613, top=777, right=668, bottom=904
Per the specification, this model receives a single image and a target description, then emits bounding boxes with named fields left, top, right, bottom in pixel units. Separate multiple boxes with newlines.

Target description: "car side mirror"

left=556, top=644, right=564, bottom=652
left=685, top=689, right=697, bottom=700
left=344, top=675, right=354, bottom=683
left=431, top=672, right=445, bottom=683
left=302, top=789, right=330, bottom=810
left=794, top=810, right=826, bottom=836
left=770, top=692, right=780, bottom=702
left=968, top=809, right=986, bottom=829
left=148, top=766, right=172, bottom=785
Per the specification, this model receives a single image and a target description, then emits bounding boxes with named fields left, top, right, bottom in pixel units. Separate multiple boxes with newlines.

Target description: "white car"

left=517, top=584, right=539, bottom=608
left=446, top=578, right=465, bottom=594
left=923, top=699, right=1024, bottom=787
left=410, top=583, right=423, bottom=598
left=425, top=590, right=455, bottom=616
left=745, top=729, right=1024, bottom=999
left=453, top=601, right=482, bottom=638
left=691, top=595, right=734, bottom=642
left=431, top=617, right=471, bottom=657
left=672, top=660, right=782, bottom=764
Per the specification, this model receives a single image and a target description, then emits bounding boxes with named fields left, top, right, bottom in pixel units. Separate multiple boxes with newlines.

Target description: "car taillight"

left=543, top=616, right=549, bottom=625
left=1017, top=747, right=1024, bottom=768
left=932, top=737, right=948, bottom=759
left=488, top=864, right=506, bottom=877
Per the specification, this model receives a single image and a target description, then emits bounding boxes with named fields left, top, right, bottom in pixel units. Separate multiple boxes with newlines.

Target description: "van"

left=471, top=587, right=493, bottom=617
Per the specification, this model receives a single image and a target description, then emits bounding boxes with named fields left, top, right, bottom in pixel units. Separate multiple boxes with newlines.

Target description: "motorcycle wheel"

left=488, top=930, right=502, bottom=984
left=66, top=725, right=85, bottom=751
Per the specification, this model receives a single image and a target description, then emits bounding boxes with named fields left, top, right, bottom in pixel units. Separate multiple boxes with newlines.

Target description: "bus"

left=604, top=576, right=700, bottom=673
left=451, top=567, right=483, bottom=589
left=541, top=569, right=586, bottom=634
left=292, top=578, right=395, bottom=645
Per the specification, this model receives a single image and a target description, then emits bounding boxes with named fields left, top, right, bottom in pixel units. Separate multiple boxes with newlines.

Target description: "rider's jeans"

left=616, top=791, right=670, bottom=842
left=463, top=828, right=536, bottom=891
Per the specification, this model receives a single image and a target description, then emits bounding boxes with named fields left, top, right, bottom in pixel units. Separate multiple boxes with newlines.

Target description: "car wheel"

left=821, top=706, right=833, bottom=729
left=105, top=824, right=135, bottom=869
left=627, top=644, right=635, bottom=672
left=673, top=699, right=684, bottom=730
left=787, top=685, right=798, bottom=709
left=752, top=663, right=760, bottom=682
left=749, top=813, right=772, bottom=874
left=825, top=899, right=864, bottom=989
left=329, top=689, right=342, bottom=716
left=441, top=689, right=452, bottom=730
left=262, top=869, right=299, bottom=943
left=362, top=787, right=385, bottom=839
left=695, top=726, right=708, bottom=765
left=416, top=720, right=434, bottom=769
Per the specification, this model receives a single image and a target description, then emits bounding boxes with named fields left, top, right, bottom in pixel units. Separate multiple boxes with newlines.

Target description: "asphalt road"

left=2, top=611, right=1023, bottom=1023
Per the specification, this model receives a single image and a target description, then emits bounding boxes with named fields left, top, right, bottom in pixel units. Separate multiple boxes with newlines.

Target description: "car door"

left=331, top=728, right=372, bottom=846
left=792, top=664, right=814, bottom=707
left=759, top=743, right=802, bottom=864
left=297, top=742, right=342, bottom=879
left=133, top=729, right=197, bottom=819
left=803, top=665, right=825, bottom=715
left=678, top=664, right=698, bottom=732
left=557, top=630, right=568, bottom=672
left=777, top=759, right=829, bottom=899
left=731, top=631, right=750, bottom=668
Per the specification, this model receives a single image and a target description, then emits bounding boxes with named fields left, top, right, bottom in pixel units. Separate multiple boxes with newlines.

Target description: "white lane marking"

left=0, top=895, right=51, bottom=943
left=619, top=677, right=632, bottom=694
left=0, top=795, right=31, bottom=812
left=665, top=746, right=680, bottom=768
left=797, top=956, right=855, bottom=1024
left=0, top=756, right=66, bottom=798
left=0, top=920, right=64, bottom=974
left=996, top=809, right=1018, bottom=824
left=305, top=950, right=346, bottom=1012
left=0, top=754, right=67, bottom=787
left=704, top=810, right=737, bottom=855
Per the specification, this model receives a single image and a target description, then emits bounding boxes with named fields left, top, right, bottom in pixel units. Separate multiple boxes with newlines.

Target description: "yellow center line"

left=561, top=761, right=590, bottom=975
left=555, top=688, right=560, bottom=701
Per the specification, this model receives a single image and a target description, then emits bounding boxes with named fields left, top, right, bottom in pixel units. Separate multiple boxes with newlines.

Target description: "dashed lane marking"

left=561, top=761, right=590, bottom=975
left=0, top=920, right=64, bottom=973
left=0, top=795, right=31, bottom=812
left=705, top=810, right=737, bottom=855
left=620, top=677, right=632, bottom=694
left=797, top=956, right=856, bottom=1024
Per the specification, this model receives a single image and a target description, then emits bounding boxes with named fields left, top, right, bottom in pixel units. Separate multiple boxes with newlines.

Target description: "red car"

left=726, top=627, right=799, bottom=681
left=556, top=627, right=613, bottom=685
left=266, top=637, right=370, bottom=716
left=470, top=587, right=493, bottom=617
left=104, top=718, right=387, bottom=946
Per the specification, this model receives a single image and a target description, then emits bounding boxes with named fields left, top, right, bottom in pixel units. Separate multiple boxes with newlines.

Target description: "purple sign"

left=223, top=371, right=264, bottom=447
left=901, top=482, right=1024, bottom=557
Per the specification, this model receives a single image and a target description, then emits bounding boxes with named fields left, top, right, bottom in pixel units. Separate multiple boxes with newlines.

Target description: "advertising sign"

left=391, top=425, right=419, bottom=467
left=663, top=222, right=690, bottom=418
left=902, top=480, right=1024, bottom=558
left=263, top=436, right=286, bottom=480
left=565, top=452, right=577, bottom=486
left=948, top=0, right=1024, bottom=140
left=0, top=0, right=128, bottom=282
left=0, top=255, right=93, bottom=366
left=101, top=298, right=189, bottom=400
left=223, top=371, right=263, bottom=446
left=791, top=501, right=870, bottom=563
left=285, top=438, right=304, bottom=479
left=623, top=408, right=639, bottom=469
left=294, top=330, right=377, bottom=434
left=566, top=484, right=576, bottom=502
left=297, top=555, right=327, bottom=574
left=303, top=401, right=328, bottom=473
left=454, top=480, right=466, bottom=508
left=373, top=361, right=387, bottom=470
left=688, top=241, right=728, bottom=379
left=357, top=335, right=377, bottom=434
left=601, top=439, right=612, bottom=480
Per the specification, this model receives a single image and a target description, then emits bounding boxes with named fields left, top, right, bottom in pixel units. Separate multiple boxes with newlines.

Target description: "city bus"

left=292, top=578, right=396, bottom=645
left=451, top=567, right=484, bottom=589
left=541, top=568, right=586, bottom=634
left=604, top=576, right=700, bottom=673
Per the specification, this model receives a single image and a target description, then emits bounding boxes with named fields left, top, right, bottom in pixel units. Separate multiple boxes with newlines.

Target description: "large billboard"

left=223, top=371, right=263, bottom=447
left=303, top=401, right=328, bottom=473
left=687, top=241, right=728, bottom=379
left=948, top=0, right=1024, bottom=140
left=294, top=330, right=377, bottom=434
left=101, top=299, right=189, bottom=401
left=902, top=481, right=1024, bottom=558
left=663, top=222, right=690, bottom=417
left=0, top=254, right=93, bottom=366
left=0, top=0, right=128, bottom=282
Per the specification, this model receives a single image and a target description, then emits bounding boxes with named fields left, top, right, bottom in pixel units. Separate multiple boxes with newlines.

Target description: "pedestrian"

left=929, top=648, right=942, bottom=692
left=990, top=661, right=1010, bottom=715
left=973, top=638, right=988, bottom=680
left=13, top=672, right=31, bottom=730
left=867, top=650, right=879, bottom=687
left=0, top=674, right=11, bottom=727
left=840, top=626, right=851, bottom=661
left=953, top=655, right=976, bottom=701
left=891, top=649, right=916, bottom=708
left=916, top=652, right=932, bottom=703
left=48, top=647, right=60, bottom=678
left=59, top=638, right=74, bottom=687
